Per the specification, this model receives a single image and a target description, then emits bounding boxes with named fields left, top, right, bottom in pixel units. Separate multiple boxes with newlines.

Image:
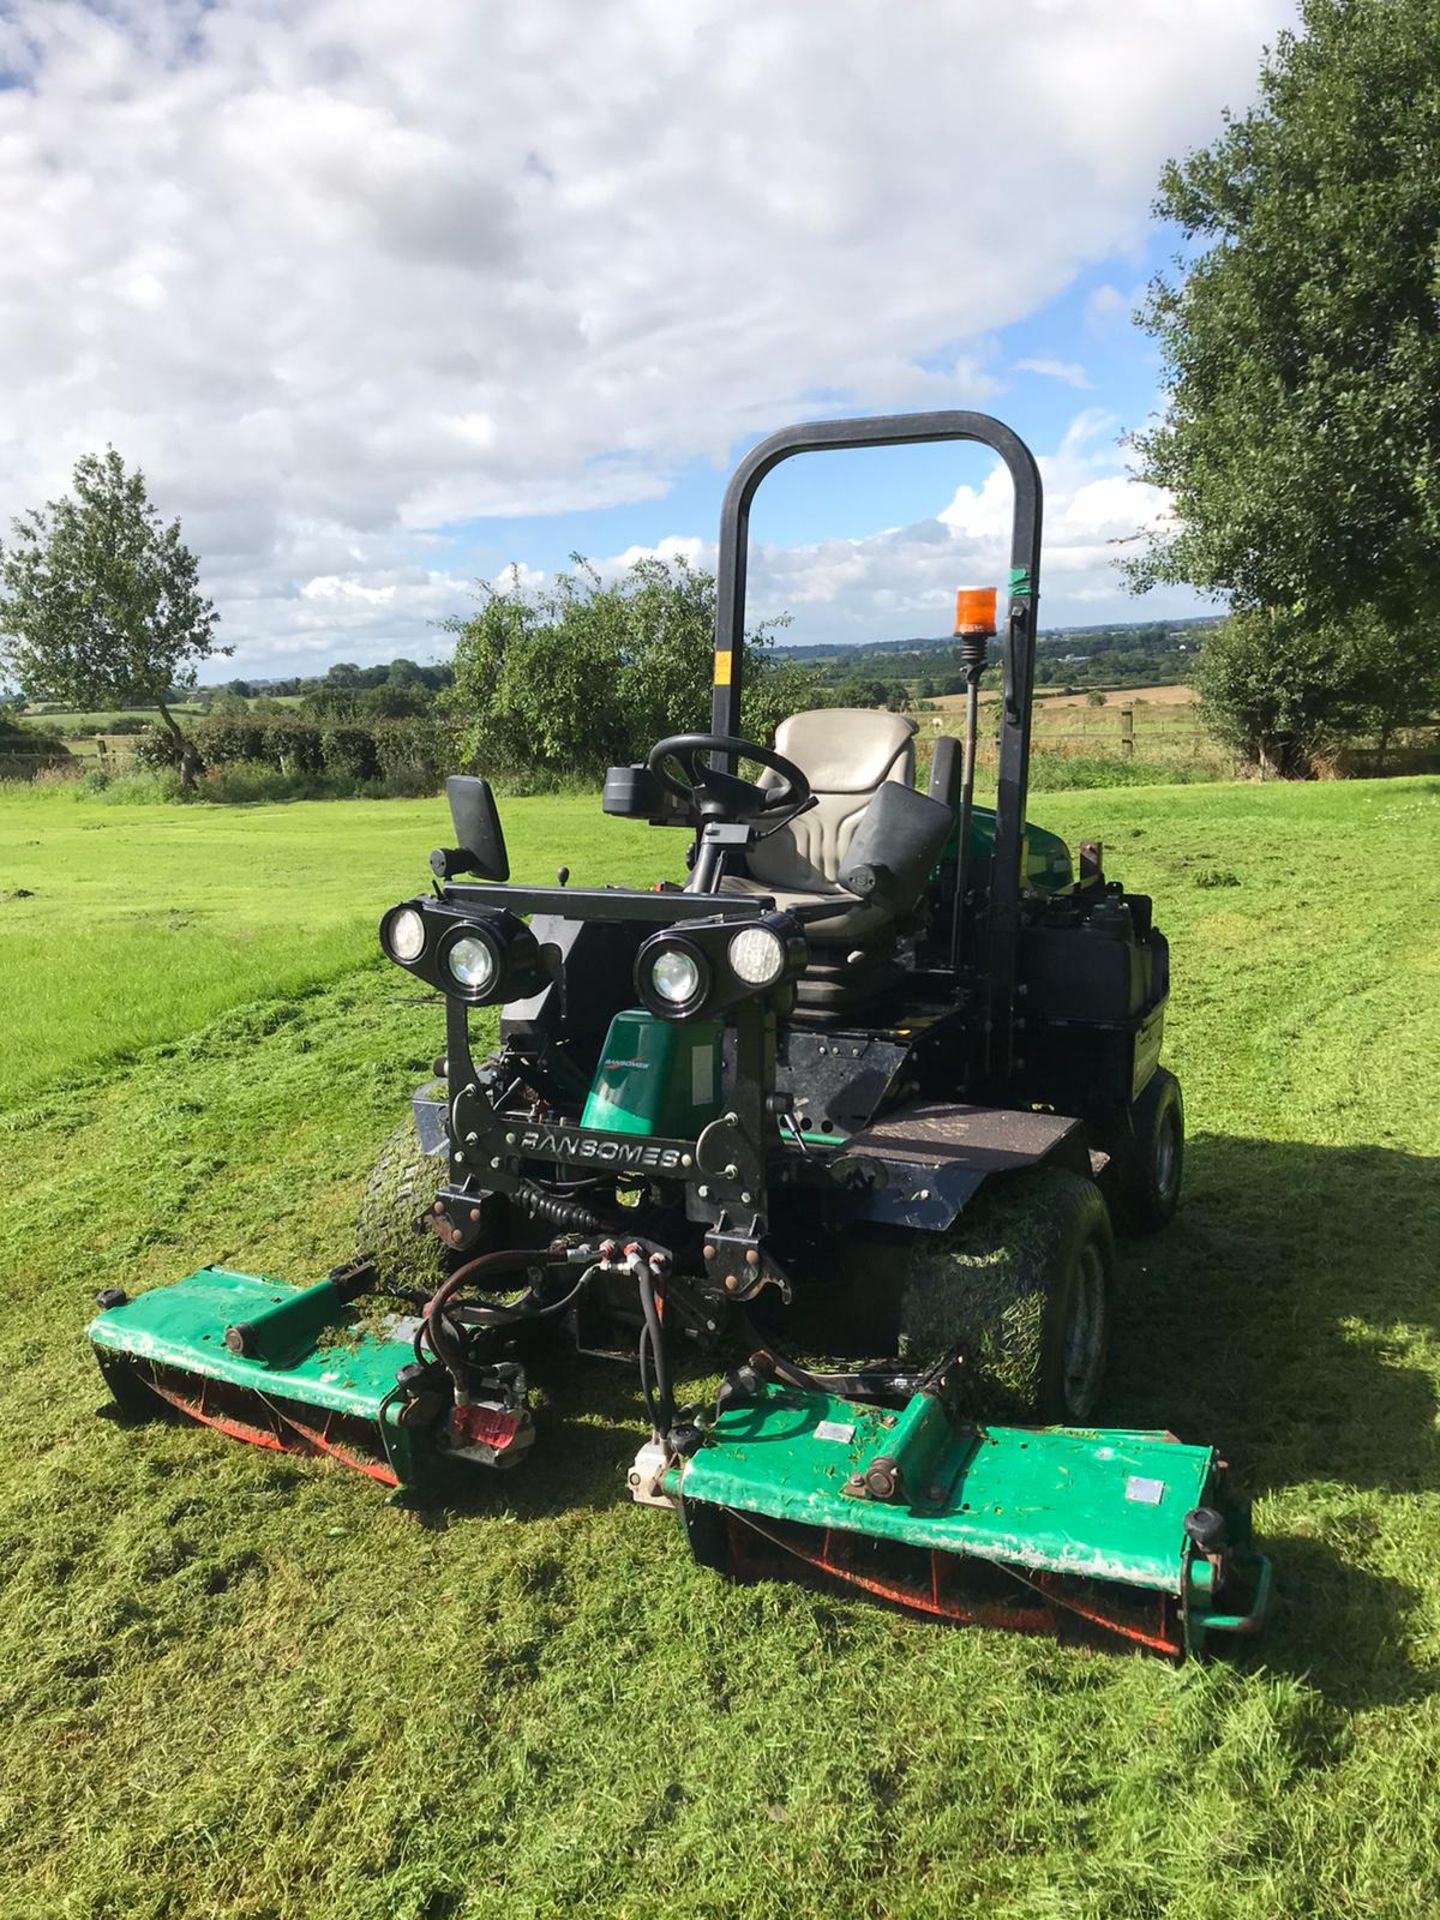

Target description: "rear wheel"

left=897, top=1167, right=1114, bottom=1423
left=1105, top=1067, right=1184, bottom=1235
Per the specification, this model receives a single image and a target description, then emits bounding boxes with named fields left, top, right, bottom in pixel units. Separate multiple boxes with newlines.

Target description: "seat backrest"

left=745, top=708, right=918, bottom=894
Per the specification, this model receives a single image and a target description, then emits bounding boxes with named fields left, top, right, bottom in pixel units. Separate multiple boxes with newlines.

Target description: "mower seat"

left=720, top=708, right=919, bottom=945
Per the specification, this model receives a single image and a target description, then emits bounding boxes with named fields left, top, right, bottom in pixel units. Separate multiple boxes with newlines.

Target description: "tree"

left=445, top=554, right=819, bottom=782
left=0, top=449, right=224, bottom=787
left=1191, top=608, right=1382, bottom=776
left=1133, top=0, right=1440, bottom=625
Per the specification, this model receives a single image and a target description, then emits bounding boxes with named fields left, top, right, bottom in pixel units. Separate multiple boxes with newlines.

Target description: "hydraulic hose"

left=636, top=1257, right=674, bottom=1438
left=421, top=1244, right=561, bottom=1391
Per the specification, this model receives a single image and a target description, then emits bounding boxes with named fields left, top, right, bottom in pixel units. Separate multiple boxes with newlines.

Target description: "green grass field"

left=2, top=778, right=1438, bottom=1918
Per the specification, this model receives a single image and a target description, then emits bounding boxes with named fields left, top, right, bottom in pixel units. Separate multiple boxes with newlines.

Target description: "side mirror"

left=437, top=775, right=510, bottom=882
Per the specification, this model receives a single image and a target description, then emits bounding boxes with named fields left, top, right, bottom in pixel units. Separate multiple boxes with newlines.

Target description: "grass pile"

left=1, top=777, right=1438, bottom=1918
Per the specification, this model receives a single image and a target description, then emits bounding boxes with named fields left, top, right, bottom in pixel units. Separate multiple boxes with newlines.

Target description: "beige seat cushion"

left=725, top=708, right=918, bottom=944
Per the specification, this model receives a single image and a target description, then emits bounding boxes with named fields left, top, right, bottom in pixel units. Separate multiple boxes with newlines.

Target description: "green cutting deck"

left=674, top=1384, right=1211, bottom=1589
left=671, top=1383, right=1270, bottom=1654
left=88, top=1267, right=415, bottom=1415
left=87, top=1268, right=428, bottom=1487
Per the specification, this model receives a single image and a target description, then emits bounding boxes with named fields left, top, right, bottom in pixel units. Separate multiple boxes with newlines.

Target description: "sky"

left=0, top=0, right=1299, bottom=679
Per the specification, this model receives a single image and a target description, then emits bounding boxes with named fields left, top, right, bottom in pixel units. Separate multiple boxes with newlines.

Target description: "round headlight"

left=447, top=933, right=499, bottom=995
left=650, top=947, right=704, bottom=1006
left=728, top=924, right=786, bottom=988
left=386, top=907, right=426, bottom=964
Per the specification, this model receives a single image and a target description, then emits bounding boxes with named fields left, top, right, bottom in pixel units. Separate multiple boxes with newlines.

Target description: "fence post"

left=1120, top=707, right=1134, bottom=760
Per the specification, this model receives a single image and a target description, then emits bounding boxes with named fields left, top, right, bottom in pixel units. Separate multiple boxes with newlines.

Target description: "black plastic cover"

left=602, top=763, right=663, bottom=819
left=839, top=780, right=955, bottom=914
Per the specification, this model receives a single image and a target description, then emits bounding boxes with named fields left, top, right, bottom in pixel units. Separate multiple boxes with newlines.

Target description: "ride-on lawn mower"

left=89, top=412, right=1270, bottom=1657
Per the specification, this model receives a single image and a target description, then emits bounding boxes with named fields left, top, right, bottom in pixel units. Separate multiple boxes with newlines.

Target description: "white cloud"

left=1084, top=283, right=1131, bottom=334
left=0, top=0, right=1290, bottom=670
left=607, top=408, right=1208, bottom=643
left=1014, top=356, right=1092, bottom=390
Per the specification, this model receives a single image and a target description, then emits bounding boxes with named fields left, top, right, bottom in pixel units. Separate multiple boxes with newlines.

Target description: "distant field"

left=21, top=703, right=208, bottom=731
left=911, top=684, right=1228, bottom=784
left=17, top=695, right=304, bottom=758
left=926, top=681, right=1199, bottom=714
left=2, top=778, right=1439, bottom=1917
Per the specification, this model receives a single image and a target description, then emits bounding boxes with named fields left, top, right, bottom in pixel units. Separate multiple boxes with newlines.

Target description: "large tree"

left=445, top=553, right=818, bottom=783
left=1132, top=0, right=1440, bottom=626
left=0, top=449, right=224, bottom=787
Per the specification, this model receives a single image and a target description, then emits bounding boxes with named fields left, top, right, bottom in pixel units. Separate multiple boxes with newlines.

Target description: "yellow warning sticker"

left=713, top=650, right=733, bottom=686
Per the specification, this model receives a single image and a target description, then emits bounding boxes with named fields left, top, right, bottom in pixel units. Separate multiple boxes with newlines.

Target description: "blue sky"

left=449, top=249, right=1172, bottom=613
left=0, top=1, right=1293, bottom=673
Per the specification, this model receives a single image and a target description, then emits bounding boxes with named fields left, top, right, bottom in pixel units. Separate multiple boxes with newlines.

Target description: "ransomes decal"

left=518, top=1126, right=688, bottom=1172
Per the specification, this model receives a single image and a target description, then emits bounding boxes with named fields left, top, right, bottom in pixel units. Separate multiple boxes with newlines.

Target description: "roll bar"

left=708, top=411, right=1043, bottom=1081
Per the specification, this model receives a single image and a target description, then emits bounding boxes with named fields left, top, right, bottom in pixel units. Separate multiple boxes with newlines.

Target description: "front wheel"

left=355, top=1107, right=450, bottom=1294
left=898, top=1167, right=1115, bottom=1423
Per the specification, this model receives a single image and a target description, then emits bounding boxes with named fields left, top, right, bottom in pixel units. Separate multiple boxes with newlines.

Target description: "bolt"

left=744, top=1248, right=759, bottom=1266
left=681, top=1154, right=693, bottom=1168
left=490, top=1157, right=502, bottom=1170
left=465, top=1131, right=479, bottom=1145
left=724, top=1111, right=739, bottom=1126
left=432, top=1201, right=445, bottom=1214
left=928, top=1483, right=947, bottom=1503
left=454, top=1150, right=465, bottom=1163
left=740, top=1191, right=752, bottom=1205
left=469, top=1208, right=481, bottom=1222
left=505, top=1131, right=517, bottom=1145
left=703, top=1244, right=716, bottom=1261
left=724, top=1163, right=739, bottom=1180
left=724, top=1274, right=740, bottom=1292
left=697, top=1184, right=709, bottom=1199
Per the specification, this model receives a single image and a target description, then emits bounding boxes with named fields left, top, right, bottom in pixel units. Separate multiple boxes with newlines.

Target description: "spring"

left=513, top=1179, right=603, bottom=1234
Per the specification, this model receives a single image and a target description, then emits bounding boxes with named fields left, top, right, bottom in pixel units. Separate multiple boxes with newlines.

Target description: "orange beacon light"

left=953, top=586, right=998, bottom=638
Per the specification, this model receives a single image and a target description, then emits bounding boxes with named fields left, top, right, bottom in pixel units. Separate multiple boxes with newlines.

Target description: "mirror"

left=446, top=775, right=510, bottom=882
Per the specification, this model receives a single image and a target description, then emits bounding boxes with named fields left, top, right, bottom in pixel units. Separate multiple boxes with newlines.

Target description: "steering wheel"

left=647, top=733, right=811, bottom=820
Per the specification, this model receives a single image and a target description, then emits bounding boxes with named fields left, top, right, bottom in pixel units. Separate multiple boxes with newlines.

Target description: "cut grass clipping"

left=1, top=776, right=1438, bottom=1920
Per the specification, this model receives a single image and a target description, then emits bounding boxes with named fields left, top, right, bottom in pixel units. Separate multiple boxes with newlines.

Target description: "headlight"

left=383, top=905, right=427, bottom=964
left=446, top=933, right=500, bottom=994
left=650, top=946, right=706, bottom=1007
left=728, top=924, right=785, bottom=988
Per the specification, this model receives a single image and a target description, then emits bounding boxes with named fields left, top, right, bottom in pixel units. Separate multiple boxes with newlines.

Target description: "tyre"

left=897, top=1167, right=1115, bottom=1423
left=1106, top=1067, right=1184, bottom=1236
left=355, top=1106, right=450, bottom=1294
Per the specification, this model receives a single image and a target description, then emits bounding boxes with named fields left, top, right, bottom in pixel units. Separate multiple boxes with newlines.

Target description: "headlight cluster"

left=636, top=913, right=806, bottom=1021
left=379, top=901, right=543, bottom=1006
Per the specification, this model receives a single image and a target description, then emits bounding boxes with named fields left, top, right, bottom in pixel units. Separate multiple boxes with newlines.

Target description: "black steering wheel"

left=647, top=733, right=811, bottom=820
